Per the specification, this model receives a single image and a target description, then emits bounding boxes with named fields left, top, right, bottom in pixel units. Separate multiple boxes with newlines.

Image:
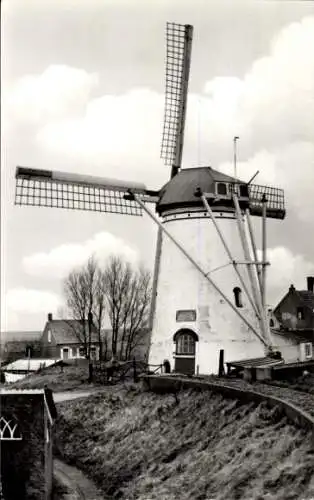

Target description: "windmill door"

left=173, top=329, right=198, bottom=376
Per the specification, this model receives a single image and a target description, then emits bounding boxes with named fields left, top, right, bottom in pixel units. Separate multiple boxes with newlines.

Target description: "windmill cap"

left=157, top=166, right=245, bottom=214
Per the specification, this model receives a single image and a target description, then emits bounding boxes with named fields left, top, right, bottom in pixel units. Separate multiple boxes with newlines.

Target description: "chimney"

left=307, top=276, right=314, bottom=293
left=289, top=284, right=295, bottom=293
left=48, top=312, right=53, bottom=322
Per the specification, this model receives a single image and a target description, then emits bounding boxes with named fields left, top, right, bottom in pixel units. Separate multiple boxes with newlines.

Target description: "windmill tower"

left=14, top=23, right=286, bottom=375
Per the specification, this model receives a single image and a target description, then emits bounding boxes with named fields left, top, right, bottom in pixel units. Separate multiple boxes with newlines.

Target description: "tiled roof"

left=226, top=356, right=284, bottom=369
left=4, top=340, right=41, bottom=349
left=297, top=290, right=314, bottom=309
left=272, top=328, right=314, bottom=343
left=0, top=331, right=42, bottom=342
left=48, top=320, right=99, bottom=344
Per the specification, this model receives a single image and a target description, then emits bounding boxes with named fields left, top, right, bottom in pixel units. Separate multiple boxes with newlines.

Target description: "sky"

left=1, top=0, right=314, bottom=333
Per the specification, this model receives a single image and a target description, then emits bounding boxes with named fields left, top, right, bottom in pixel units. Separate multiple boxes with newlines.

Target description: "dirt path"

left=53, top=390, right=105, bottom=499
left=54, top=389, right=101, bottom=403
left=54, top=459, right=104, bottom=500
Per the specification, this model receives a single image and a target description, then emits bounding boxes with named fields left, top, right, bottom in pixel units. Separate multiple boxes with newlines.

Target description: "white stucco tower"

left=148, top=167, right=285, bottom=375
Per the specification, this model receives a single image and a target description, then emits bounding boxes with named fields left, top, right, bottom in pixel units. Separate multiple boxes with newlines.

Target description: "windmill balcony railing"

left=201, top=183, right=285, bottom=220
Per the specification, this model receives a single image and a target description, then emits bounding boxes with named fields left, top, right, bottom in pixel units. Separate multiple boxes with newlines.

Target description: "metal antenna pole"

left=132, top=192, right=267, bottom=347
left=233, top=136, right=239, bottom=180
left=261, top=194, right=267, bottom=309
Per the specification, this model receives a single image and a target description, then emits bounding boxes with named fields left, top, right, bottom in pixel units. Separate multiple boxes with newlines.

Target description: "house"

left=270, top=276, right=314, bottom=363
left=0, top=388, right=57, bottom=499
left=273, top=277, right=314, bottom=331
left=40, top=313, right=101, bottom=361
left=1, top=331, right=42, bottom=365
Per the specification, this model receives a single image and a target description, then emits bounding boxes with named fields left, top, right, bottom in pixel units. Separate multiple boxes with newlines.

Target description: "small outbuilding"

left=0, top=388, right=57, bottom=500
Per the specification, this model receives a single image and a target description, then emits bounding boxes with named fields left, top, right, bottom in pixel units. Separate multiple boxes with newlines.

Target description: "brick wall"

left=1, top=393, right=49, bottom=500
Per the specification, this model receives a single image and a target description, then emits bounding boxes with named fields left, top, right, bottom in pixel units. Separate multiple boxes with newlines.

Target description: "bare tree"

left=63, top=254, right=151, bottom=364
left=103, top=256, right=151, bottom=360
left=63, top=256, right=106, bottom=361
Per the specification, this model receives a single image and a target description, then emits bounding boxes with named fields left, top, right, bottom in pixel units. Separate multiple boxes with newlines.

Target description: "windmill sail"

left=161, top=23, right=193, bottom=177
left=15, top=167, right=158, bottom=216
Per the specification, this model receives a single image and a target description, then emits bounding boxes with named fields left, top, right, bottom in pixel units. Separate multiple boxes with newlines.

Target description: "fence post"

left=218, top=350, right=225, bottom=377
left=133, top=357, right=138, bottom=383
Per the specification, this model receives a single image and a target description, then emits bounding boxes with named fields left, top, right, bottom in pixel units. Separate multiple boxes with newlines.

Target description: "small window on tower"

left=216, top=182, right=228, bottom=196
left=269, top=319, right=274, bottom=327
left=47, top=329, right=51, bottom=343
left=233, top=287, right=243, bottom=308
left=239, top=184, right=249, bottom=198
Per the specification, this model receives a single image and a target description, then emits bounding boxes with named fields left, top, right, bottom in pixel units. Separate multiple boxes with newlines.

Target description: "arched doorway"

left=173, top=329, right=199, bottom=375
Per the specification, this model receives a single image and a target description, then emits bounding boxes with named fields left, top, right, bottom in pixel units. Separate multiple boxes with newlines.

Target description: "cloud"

left=30, top=16, right=312, bottom=185
left=35, top=88, right=165, bottom=185
left=188, top=16, right=314, bottom=158
left=23, top=231, right=139, bottom=278
left=6, top=65, right=99, bottom=126
left=259, top=246, right=314, bottom=306
left=217, top=141, right=314, bottom=222
left=237, top=16, right=314, bottom=149
left=5, top=288, right=62, bottom=315
left=4, top=17, right=313, bottom=190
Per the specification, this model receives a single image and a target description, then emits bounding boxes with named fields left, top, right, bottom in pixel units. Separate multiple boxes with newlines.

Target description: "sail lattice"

left=15, top=177, right=143, bottom=216
left=161, top=23, right=193, bottom=168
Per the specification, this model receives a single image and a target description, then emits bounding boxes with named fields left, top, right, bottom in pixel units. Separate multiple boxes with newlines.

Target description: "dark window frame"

left=233, top=287, right=243, bottom=308
left=297, top=307, right=305, bottom=320
left=216, top=182, right=228, bottom=196
left=175, top=333, right=196, bottom=355
left=305, top=343, right=312, bottom=358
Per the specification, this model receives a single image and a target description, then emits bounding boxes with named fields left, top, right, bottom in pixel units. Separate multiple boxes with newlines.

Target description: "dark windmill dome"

left=156, top=167, right=246, bottom=216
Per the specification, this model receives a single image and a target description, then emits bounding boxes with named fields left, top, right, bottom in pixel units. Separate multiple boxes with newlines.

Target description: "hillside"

left=54, top=383, right=314, bottom=500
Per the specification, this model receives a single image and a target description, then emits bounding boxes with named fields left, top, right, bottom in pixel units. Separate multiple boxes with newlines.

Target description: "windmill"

left=14, top=23, right=286, bottom=375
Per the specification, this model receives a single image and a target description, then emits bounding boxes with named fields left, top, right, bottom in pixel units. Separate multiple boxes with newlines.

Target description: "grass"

left=8, top=363, right=98, bottom=392
left=54, top=383, right=314, bottom=500
left=266, top=373, right=314, bottom=395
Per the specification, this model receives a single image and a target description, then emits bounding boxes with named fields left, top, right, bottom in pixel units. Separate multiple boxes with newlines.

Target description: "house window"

left=216, top=182, right=228, bottom=196
left=79, top=346, right=86, bottom=357
left=90, top=346, right=97, bottom=360
left=233, top=287, right=243, bottom=308
left=176, top=333, right=195, bottom=355
left=47, top=329, right=51, bottom=343
left=297, top=307, right=305, bottom=320
left=305, top=343, right=313, bottom=359
left=46, top=427, right=50, bottom=444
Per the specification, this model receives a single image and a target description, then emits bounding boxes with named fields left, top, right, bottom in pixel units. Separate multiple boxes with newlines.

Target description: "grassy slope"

left=6, top=364, right=98, bottom=392
left=266, top=373, right=314, bottom=395
left=54, top=384, right=314, bottom=500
